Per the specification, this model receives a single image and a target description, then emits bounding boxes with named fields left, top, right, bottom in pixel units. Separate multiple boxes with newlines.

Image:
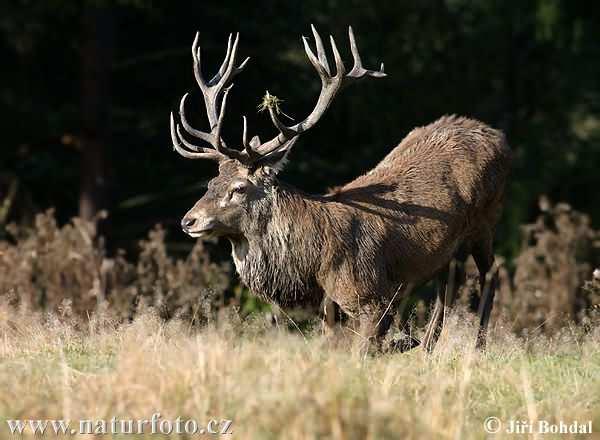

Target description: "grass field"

left=1, top=305, right=599, bottom=439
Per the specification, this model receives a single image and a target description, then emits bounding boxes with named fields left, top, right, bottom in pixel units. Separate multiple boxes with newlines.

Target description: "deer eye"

left=231, top=183, right=247, bottom=194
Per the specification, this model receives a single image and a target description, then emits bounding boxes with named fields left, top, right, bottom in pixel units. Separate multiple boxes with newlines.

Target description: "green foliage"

left=257, top=91, right=283, bottom=114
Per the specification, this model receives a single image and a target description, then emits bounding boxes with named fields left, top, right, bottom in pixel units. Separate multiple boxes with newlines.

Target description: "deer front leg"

left=323, top=296, right=338, bottom=329
left=421, top=258, right=464, bottom=352
left=353, top=303, right=394, bottom=356
left=421, top=292, right=444, bottom=352
left=321, top=296, right=341, bottom=345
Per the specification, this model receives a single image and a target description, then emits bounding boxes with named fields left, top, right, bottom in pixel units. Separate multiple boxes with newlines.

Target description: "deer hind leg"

left=444, top=250, right=468, bottom=314
left=472, top=232, right=498, bottom=349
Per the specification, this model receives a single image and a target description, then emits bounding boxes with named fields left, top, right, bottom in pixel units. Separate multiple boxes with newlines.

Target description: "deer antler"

left=255, top=25, right=385, bottom=158
left=170, top=26, right=385, bottom=165
left=170, top=32, right=250, bottom=161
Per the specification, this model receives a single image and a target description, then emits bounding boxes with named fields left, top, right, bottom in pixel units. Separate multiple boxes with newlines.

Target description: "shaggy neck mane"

left=229, top=183, right=328, bottom=306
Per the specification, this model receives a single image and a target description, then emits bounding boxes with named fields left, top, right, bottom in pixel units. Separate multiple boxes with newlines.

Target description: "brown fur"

left=183, top=115, right=511, bottom=352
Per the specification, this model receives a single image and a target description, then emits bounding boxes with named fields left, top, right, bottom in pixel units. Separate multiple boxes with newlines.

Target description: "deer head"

left=170, top=25, right=385, bottom=239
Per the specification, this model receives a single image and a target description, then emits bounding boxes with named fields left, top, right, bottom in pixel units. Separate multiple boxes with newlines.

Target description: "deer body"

left=169, top=26, right=511, bottom=352
left=229, top=116, right=509, bottom=317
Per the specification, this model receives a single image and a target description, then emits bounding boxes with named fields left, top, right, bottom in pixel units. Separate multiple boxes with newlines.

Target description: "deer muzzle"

left=181, top=212, right=217, bottom=237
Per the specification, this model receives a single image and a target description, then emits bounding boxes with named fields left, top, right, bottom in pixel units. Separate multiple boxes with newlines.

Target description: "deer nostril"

left=181, top=217, right=196, bottom=229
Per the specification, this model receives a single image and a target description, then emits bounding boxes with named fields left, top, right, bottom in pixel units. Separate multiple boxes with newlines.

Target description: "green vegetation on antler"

left=257, top=91, right=284, bottom=114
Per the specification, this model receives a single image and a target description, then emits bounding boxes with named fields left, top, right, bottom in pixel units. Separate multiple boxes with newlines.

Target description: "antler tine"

left=213, top=85, right=232, bottom=153
left=211, top=33, right=233, bottom=85
left=178, top=93, right=214, bottom=144
left=242, top=116, right=248, bottom=148
left=347, top=26, right=362, bottom=71
left=241, top=116, right=260, bottom=160
left=174, top=101, right=248, bottom=163
left=347, top=26, right=386, bottom=80
left=170, top=113, right=222, bottom=161
left=329, top=35, right=346, bottom=77
left=209, top=32, right=238, bottom=87
left=192, top=32, right=206, bottom=90
left=310, top=24, right=330, bottom=75
left=176, top=125, right=214, bottom=154
left=210, top=84, right=248, bottom=162
left=266, top=105, right=296, bottom=140
left=301, top=35, right=330, bottom=82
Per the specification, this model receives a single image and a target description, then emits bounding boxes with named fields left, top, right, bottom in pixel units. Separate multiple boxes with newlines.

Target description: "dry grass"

left=1, top=202, right=599, bottom=438
left=1, top=305, right=599, bottom=439
left=494, top=197, right=600, bottom=332
left=0, top=211, right=230, bottom=321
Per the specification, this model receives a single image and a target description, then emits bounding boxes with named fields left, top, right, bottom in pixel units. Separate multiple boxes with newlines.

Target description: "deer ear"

left=253, top=138, right=298, bottom=176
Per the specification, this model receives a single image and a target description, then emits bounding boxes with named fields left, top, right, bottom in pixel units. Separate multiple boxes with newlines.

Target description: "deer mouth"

left=186, top=228, right=215, bottom=238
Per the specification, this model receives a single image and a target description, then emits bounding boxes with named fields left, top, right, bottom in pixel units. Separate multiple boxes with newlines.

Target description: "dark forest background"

left=1, top=0, right=599, bottom=262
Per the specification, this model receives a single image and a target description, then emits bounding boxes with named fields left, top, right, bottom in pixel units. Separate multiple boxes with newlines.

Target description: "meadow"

left=0, top=201, right=598, bottom=439
left=1, top=304, right=599, bottom=439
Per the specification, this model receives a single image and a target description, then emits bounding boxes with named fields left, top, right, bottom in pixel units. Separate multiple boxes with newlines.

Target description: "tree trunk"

left=79, top=3, right=114, bottom=224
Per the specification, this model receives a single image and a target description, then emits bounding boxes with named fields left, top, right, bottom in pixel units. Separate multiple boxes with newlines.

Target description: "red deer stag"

left=169, top=26, right=511, bottom=352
